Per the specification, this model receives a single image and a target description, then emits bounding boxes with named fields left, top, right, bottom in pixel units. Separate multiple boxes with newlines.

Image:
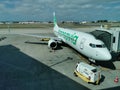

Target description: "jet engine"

left=48, top=39, right=57, bottom=49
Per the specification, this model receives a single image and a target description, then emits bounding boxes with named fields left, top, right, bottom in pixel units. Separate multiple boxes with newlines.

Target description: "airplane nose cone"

left=96, top=50, right=112, bottom=61
left=104, top=53, right=112, bottom=60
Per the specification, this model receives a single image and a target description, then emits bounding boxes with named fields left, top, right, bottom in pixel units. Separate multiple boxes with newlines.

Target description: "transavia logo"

left=58, top=29, right=78, bottom=45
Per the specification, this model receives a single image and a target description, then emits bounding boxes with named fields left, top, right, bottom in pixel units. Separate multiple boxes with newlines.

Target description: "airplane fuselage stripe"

left=58, top=29, right=79, bottom=45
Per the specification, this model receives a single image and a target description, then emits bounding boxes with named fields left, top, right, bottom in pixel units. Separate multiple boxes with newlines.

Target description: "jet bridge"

left=90, top=27, right=120, bottom=53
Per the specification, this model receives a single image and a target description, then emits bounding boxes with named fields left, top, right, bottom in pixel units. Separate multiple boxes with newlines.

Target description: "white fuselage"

left=54, top=25, right=111, bottom=61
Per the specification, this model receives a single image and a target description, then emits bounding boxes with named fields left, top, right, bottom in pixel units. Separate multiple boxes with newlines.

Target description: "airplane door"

left=80, top=38, right=86, bottom=50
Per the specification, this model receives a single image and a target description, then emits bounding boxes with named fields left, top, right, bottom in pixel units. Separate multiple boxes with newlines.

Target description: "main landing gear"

left=89, top=58, right=96, bottom=65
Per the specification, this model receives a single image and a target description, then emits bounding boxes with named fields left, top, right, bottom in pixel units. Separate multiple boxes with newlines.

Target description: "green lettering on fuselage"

left=58, top=29, right=78, bottom=45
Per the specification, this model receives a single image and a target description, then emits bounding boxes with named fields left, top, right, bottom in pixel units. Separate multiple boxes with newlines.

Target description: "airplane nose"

left=104, top=53, right=112, bottom=60
left=96, top=50, right=112, bottom=61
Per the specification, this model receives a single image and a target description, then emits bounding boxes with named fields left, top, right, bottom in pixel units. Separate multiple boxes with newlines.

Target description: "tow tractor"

left=74, top=62, right=101, bottom=85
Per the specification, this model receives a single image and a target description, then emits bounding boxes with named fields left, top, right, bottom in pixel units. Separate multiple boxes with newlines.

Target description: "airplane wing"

left=19, top=33, right=63, bottom=49
left=19, top=33, right=62, bottom=42
left=19, top=33, right=56, bottom=39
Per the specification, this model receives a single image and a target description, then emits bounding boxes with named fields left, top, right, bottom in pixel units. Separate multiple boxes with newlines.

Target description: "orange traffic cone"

left=114, top=76, right=119, bottom=83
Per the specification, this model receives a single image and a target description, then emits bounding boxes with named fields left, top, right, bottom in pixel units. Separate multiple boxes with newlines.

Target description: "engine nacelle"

left=48, top=39, right=57, bottom=49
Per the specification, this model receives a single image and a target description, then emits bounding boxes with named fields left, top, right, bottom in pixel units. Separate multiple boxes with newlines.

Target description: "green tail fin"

left=53, top=12, right=57, bottom=26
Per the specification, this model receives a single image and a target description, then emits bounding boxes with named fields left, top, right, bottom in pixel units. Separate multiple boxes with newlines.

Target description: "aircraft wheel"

left=73, top=72, right=78, bottom=77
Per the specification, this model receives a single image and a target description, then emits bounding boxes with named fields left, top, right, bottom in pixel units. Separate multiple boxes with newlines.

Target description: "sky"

left=0, top=0, right=120, bottom=21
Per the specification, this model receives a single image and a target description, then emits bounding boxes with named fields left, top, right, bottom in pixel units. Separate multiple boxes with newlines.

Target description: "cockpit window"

left=97, top=44, right=106, bottom=48
left=89, top=43, right=96, bottom=48
left=89, top=43, right=106, bottom=48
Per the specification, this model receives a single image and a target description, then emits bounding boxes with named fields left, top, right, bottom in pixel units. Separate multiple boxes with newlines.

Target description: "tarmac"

left=0, top=27, right=120, bottom=90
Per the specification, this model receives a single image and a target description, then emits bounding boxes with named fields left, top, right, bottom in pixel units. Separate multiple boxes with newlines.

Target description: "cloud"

left=0, top=0, right=120, bottom=21
left=80, top=4, right=93, bottom=8
left=114, top=6, right=120, bottom=9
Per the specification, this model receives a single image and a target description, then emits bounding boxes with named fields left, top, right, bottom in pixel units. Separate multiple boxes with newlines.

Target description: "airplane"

left=22, top=12, right=112, bottom=63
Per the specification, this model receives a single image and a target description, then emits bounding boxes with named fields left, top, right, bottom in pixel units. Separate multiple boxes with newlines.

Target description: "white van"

left=74, top=62, right=101, bottom=85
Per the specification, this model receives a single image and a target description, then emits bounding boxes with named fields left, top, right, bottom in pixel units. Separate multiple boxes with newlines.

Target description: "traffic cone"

left=114, top=76, right=119, bottom=83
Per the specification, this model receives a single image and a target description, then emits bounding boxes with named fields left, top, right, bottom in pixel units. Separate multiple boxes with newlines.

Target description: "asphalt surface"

left=0, top=28, right=120, bottom=90
left=0, top=44, right=89, bottom=90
